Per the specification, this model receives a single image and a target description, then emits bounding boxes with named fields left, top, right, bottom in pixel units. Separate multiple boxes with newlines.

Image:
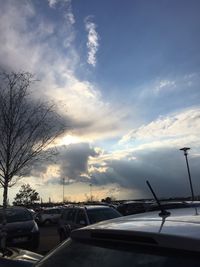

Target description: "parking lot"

left=37, top=225, right=60, bottom=255
left=35, top=204, right=122, bottom=255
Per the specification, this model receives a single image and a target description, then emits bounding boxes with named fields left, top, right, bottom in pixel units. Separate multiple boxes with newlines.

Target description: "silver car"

left=35, top=204, right=200, bottom=267
left=35, top=208, right=62, bottom=226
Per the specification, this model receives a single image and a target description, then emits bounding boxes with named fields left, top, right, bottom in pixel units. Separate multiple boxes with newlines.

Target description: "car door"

left=74, top=209, right=88, bottom=230
left=46, top=209, right=58, bottom=223
left=51, top=209, right=61, bottom=223
left=64, top=208, right=77, bottom=234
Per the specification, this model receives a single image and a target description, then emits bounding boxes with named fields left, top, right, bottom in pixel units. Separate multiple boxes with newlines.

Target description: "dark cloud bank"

left=31, top=143, right=200, bottom=199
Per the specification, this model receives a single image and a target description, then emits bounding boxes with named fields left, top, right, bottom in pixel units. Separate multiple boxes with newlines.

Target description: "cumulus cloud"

left=85, top=16, right=99, bottom=67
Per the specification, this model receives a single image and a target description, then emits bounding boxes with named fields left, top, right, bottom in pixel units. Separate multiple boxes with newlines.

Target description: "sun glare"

left=56, top=134, right=81, bottom=146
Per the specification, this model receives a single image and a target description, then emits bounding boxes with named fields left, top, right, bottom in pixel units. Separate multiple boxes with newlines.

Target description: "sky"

left=0, top=0, right=200, bottom=203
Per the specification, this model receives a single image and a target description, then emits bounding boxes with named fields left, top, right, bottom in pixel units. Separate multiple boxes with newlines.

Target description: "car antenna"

left=146, top=180, right=170, bottom=217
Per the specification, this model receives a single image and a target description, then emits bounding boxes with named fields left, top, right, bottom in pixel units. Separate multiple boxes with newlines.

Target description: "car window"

left=68, top=209, right=76, bottom=222
left=48, top=209, right=60, bottom=214
left=75, top=210, right=87, bottom=224
left=61, top=209, right=70, bottom=220
left=0, top=209, right=32, bottom=223
left=87, top=208, right=121, bottom=224
left=35, top=239, right=200, bottom=267
left=44, top=210, right=50, bottom=214
left=62, top=209, right=76, bottom=223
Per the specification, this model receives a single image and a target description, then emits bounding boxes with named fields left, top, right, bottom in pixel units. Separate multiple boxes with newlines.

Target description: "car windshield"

left=35, top=239, right=199, bottom=267
left=0, top=209, right=32, bottom=223
left=87, top=208, right=121, bottom=224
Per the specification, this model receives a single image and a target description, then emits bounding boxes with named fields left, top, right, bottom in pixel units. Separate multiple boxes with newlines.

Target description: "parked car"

left=27, top=209, right=37, bottom=221
left=117, top=200, right=190, bottom=216
left=35, top=207, right=63, bottom=226
left=57, top=205, right=122, bottom=241
left=0, top=206, right=40, bottom=250
left=0, top=247, right=42, bottom=267
left=116, top=201, right=149, bottom=215
left=34, top=205, right=200, bottom=267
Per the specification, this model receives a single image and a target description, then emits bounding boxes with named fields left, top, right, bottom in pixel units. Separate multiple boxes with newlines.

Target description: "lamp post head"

left=180, top=147, right=190, bottom=156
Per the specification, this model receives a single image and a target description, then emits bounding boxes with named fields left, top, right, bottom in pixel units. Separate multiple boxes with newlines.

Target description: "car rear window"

left=0, top=209, right=32, bottom=223
left=35, top=239, right=200, bottom=267
left=87, top=208, right=121, bottom=224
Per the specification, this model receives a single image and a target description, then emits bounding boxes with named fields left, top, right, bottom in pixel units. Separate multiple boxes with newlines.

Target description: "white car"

left=36, top=207, right=63, bottom=226
left=34, top=204, right=200, bottom=267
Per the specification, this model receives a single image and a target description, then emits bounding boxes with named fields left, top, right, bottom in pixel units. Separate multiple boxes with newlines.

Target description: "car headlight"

left=31, top=222, right=39, bottom=233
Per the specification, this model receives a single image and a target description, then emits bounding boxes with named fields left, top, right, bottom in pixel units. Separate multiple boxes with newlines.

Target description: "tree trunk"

left=1, top=181, right=8, bottom=251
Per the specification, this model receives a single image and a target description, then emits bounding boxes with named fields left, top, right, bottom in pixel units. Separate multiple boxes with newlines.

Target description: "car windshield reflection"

left=0, top=209, right=32, bottom=223
left=87, top=208, right=121, bottom=224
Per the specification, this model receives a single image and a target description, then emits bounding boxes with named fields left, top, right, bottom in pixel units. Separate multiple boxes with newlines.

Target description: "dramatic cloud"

left=13, top=105, right=200, bottom=201
left=79, top=107, right=200, bottom=199
left=85, top=16, right=99, bottom=67
left=17, top=138, right=200, bottom=201
left=1, top=1, right=200, bottom=202
left=58, top=143, right=98, bottom=181
left=0, top=1, right=126, bottom=143
left=88, top=147, right=200, bottom=199
left=28, top=143, right=98, bottom=184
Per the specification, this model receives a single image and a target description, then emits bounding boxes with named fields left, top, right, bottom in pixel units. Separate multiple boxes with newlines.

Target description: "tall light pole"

left=89, top=183, right=92, bottom=202
left=180, top=147, right=194, bottom=201
left=62, top=177, right=65, bottom=203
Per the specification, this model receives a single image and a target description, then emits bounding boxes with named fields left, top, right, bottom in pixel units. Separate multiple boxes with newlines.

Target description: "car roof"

left=83, top=205, right=114, bottom=210
left=43, top=207, right=61, bottom=210
left=0, top=206, right=28, bottom=211
left=62, top=205, right=115, bottom=210
left=71, top=206, right=200, bottom=252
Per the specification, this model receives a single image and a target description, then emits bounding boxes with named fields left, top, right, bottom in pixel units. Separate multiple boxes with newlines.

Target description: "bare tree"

left=0, top=72, right=66, bottom=248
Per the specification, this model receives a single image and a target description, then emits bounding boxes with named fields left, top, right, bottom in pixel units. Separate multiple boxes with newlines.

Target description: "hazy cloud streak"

left=48, top=0, right=58, bottom=7
left=85, top=17, right=99, bottom=67
left=120, top=107, right=200, bottom=147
